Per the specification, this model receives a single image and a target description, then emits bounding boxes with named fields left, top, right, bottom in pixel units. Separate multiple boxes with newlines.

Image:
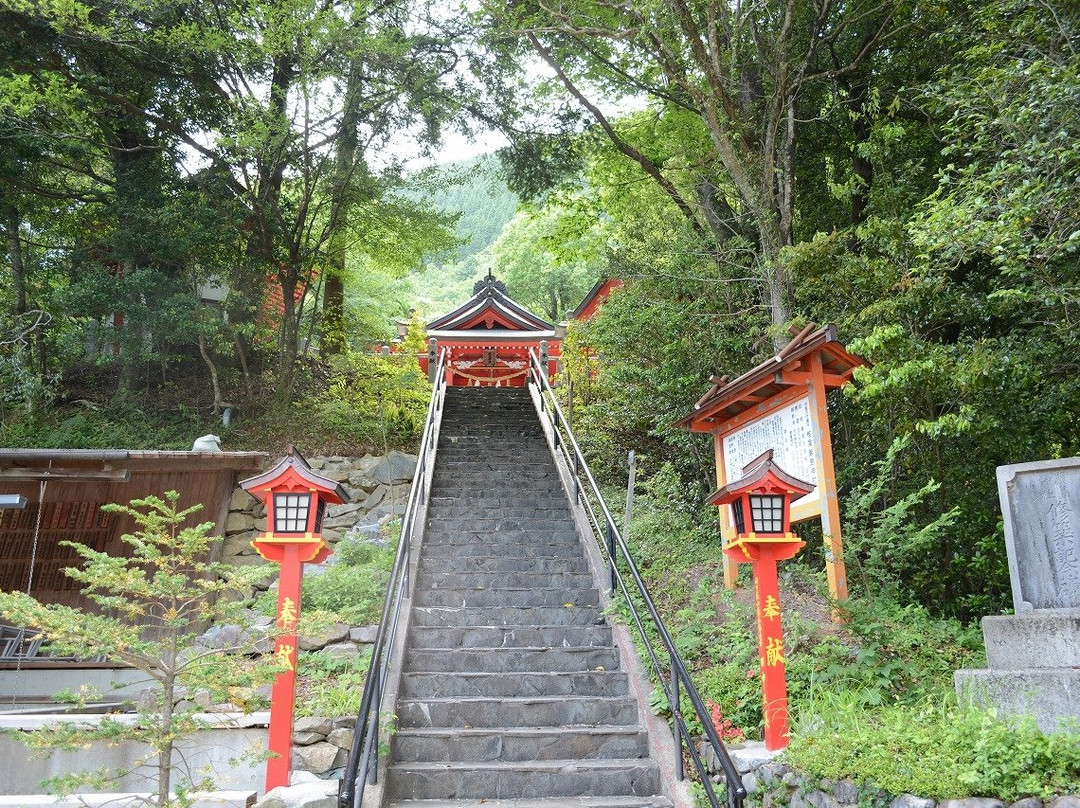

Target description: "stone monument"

left=955, top=456, right=1080, bottom=734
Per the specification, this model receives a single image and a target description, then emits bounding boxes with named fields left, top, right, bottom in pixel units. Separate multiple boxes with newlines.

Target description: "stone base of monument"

left=955, top=609, right=1080, bottom=735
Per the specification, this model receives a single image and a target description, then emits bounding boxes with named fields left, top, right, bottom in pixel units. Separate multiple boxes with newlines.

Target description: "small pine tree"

left=0, top=491, right=275, bottom=807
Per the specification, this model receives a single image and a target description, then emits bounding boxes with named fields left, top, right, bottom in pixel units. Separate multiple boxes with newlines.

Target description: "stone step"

left=400, top=670, right=630, bottom=699
left=396, top=696, right=640, bottom=729
left=422, top=506, right=571, bottom=519
left=385, top=797, right=673, bottom=808
left=420, top=541, right=585, bottom=559
left=392, top=726, right=649, bottom=763
left=416, top=556, right=589, bottom=575
left=411, top=605, right=604, bottom=627
left=427, top=496, right=569, bottom=507
left=431, top=474, right=560, bottom=484
left=407, top=624, right=612, bottom=650
left=418, top=571, right=595, bottom=590
left=420, top=534, right=581, bottom=552
left=434, top=450, right=548, bottom=459
left=428, top=488, right=567, bottom=499
left=436, top=457, right=555, bottom=467
left=386, top=759, right=662, bottom=800
left=423, top=519, right=576, bottom=534
left=404, top=646, right=619, bottom=674
left=413, top=587, right=600, bottom=609
left=427, top=486, right=566, bottom=497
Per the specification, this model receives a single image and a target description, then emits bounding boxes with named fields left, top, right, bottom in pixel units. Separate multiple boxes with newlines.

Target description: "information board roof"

left=676, top=323, right=868, bottom=433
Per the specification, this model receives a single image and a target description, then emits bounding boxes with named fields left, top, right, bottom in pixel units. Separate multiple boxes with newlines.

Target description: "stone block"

left=321, top=641, right=362, bottom=659
left=955, top=667, right=1080, bottom=734
left=255, top=780, right=337, bottom=808
left=294, top=716, right=333, bottom=735
left=222, top=534, right=256, bottom=557
left=369, top=500, right=406, bottom=521
left=292, top=741, right=345, bottom=774
left=982, top=610, right=1080, bottom=669
left=230, top=488, right=258, bottom=511
left=728, top=741, right=784, bottom=773
left=1049, top=799, right=1080, bottom=808
left=940, top=800, right=1004, bottom=808
left=225, top=512, right=256, bottom=535
left=326, top=727, right=354, bottom=749
left=1009, top=798, right=1043, bottom=808
left=291, top=731, right=324, bottom=746
left=362, top=485, right=388, bottom=511
left=371, top=451, right=418, bottom=485
left=349, top=625, right=378, bottom=644
left=299, top=623, right=350, bottom=651
left=891, top=796, right=936, bottom=808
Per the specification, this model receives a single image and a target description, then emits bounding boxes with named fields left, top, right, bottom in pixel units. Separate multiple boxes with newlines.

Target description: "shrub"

left=789, top=701, right=1080, bottom=800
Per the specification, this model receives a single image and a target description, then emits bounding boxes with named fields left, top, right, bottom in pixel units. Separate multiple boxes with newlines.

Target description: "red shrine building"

left=420, top=274, right=562, bottom=387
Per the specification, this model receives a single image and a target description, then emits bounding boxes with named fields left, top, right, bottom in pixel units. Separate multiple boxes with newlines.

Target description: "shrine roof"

left=676, top=323, right=868, bottom=433
left=426, top=329, right=558, bottom=341
left=427, top=274, right=555, bottom=336
left=569, top=278, right=622, bottom=321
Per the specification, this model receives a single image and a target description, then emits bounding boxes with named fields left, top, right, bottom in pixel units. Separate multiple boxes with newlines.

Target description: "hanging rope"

left=10, top=474, right=47, bottom=707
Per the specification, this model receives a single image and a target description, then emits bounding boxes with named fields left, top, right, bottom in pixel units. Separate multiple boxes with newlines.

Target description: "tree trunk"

left=5, top=205, right=26, bottom=315
left=321, top=59, right=364, bottom=357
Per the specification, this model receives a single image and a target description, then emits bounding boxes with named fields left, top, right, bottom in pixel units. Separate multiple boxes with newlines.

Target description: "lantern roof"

left=676, top=323, right=868, bottom=433
left=239, top=447, right=348, bottom=505
left=707, top=450, right=814, bottom=507
left=426, top=273, right=555, bottom=338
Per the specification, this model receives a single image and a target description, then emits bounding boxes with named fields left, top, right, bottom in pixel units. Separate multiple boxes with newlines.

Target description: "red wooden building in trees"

left=569, top=278, right=623, bottom=322
left=419, top=274, right=561, bottom=387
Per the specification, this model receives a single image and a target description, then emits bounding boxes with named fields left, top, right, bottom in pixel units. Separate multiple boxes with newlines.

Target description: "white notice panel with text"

left=722, top=397, right=819, bottom=504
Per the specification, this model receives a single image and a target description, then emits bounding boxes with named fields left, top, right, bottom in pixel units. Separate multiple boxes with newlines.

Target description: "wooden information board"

left=677, top=324, right=867, bottom=603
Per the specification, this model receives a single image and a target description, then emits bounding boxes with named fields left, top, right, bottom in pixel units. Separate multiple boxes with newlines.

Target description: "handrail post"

left=606, top=520, right=617, bottom=592
left=671, top=662, right=684, bottom=781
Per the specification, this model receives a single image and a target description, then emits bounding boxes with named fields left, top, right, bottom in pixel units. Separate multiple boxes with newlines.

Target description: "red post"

left=752, top=550, right=789, bottom=750
left=240, top=452, right=346, bottom=794
left=266, top=543, right=303, bottom=791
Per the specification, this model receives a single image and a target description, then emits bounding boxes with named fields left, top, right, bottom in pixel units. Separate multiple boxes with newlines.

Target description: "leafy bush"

left=299, top=530, right=399, bottom=626
left=252, top=352, right=429, bottom=455
left=789, top=701, right=1080, bottom=800
left=296, top=650, right=371, bottom=718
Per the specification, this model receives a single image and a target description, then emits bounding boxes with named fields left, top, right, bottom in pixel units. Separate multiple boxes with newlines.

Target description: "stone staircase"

left=385, top=386, right=670, bottom=807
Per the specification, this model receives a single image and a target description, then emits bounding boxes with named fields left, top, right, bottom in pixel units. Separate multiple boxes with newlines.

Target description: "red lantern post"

left=707, top=450, right=813, bottom=750
left=240, top=450, right=347, bottom=792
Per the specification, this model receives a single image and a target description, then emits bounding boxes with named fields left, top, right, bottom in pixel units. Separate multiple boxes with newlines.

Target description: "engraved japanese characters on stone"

left=998, top=458, right=1080, bottom=613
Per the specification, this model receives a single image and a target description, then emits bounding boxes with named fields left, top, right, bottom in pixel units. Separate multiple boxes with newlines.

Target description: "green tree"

left=0, top=492, right=274, bottom=807
left=481, top=204, right=602, bottom=321
left=478, top=0, right=928, bottom=340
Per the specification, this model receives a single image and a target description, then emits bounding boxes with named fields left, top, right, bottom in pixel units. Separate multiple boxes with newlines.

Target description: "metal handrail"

left=338, top=348, right=449, bottom=808
left=527, top=349, right=747, bottom=808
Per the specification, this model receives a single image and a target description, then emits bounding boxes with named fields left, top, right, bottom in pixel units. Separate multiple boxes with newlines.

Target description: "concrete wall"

left=0, top=712, right=269, bottom=795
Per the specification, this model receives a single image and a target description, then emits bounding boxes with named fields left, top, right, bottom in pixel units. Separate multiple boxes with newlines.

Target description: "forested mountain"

left=0, top=0, right=1077, bottom=623
left=406, top=156, right=520, bottom=315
